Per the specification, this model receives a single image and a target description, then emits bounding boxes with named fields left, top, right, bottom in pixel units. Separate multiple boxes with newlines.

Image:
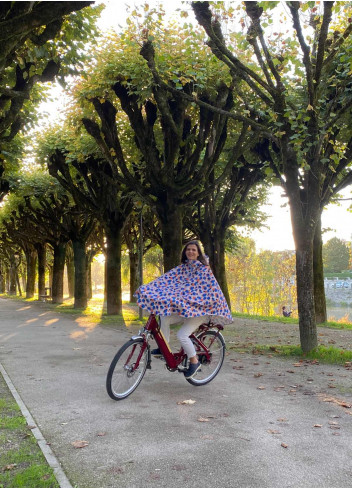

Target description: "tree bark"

left=0, top=261, right=4, bottom=293
left=66, top=244, right=75, bottom=298
left=313, top=215, right=327, bottom=323
left=129, top=250, right=139, bottom=303
left=36, top=243, right=46, bottom=298
left=51, top=241, right=67, bottom=303
left=72, top=239, right=88, bottom=309
left=9, top=255, right=16, bottom=295
left=105, top=229, right=122, bottom=315
left=295, top=243, right=318, bottom=353
left=201, top=230, right=231, bottom=308
left=212, top=236, right=231, bottom=309
left=87, top=262, right=92, bottom=300
left=25, top=248, right=37, bottom=299
left=158, top=203, right=183, bottom=272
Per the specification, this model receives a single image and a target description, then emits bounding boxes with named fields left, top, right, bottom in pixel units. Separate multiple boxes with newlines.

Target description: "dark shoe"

left=184, top=362, right=201, bottom=379
left=151, top=348, right=162, bottom=357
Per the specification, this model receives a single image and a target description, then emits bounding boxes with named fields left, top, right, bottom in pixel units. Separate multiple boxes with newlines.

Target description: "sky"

left=249, top=187, right=352, bottom=252
left=38, top=0, right=352, bottom=252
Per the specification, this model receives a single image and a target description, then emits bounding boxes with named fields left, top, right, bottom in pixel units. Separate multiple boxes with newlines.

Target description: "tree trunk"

left=313, top=215, right=327, bottom=323
left=72, top=239, right=88, bottom=309
left=212, top=236, right=231, bottom=309
left=36, top=243, right=46, bottom=298
left=25, top=249, right=37, bottom=299
left=160, top=204, right=183, bottom=272
left=202, top=232, right=231, bottom=309
left=9, top=256, right=16, bottom=295
left=16, top=271, right=22, bottom=296
left=295, top=242, right=318, bottom=353
left=52, top=241, right=67, bottom=304
left=66, top=244, right=75, bottom=298
left=105, top=229, right=122, bottom=315
left=129, top=250, right=138, bottom=303
left=87, top=262, right=92, bottom=300
left=0, top=262, right=4, bottom=293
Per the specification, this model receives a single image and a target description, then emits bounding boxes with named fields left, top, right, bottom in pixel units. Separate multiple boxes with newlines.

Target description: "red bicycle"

left=106, top=313, right=226, bottom=400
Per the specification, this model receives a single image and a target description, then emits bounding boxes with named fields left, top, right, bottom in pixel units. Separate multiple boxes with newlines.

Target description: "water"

left=327, top=306, right=352, bottom=322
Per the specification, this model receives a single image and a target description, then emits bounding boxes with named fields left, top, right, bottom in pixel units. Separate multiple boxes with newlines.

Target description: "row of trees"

left=1, top=2, right=352, bottom=353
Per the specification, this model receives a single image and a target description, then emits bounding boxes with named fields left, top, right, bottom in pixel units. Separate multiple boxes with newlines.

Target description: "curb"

left=0, top=363, right=72, bottom=488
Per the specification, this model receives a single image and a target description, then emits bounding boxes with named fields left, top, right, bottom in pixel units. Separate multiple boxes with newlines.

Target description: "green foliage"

left=228, top=244, right=297, bottom=316
left=323, top=237, right=350, bottom=273
left=75, top=11, right=230, bottom=105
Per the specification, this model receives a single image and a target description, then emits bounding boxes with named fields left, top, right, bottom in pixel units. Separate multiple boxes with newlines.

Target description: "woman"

left=134, top=240, right=232, bottom=379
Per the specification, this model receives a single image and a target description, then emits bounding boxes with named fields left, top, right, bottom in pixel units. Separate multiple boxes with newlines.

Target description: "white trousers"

left=160, top=315, right=210, bottom=358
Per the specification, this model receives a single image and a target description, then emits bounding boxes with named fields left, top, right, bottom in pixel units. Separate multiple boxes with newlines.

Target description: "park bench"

left=39, top=287, right=52, bottom=302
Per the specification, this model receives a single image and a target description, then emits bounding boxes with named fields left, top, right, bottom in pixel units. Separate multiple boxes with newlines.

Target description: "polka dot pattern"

left=134, top=259, right=232, bottom=324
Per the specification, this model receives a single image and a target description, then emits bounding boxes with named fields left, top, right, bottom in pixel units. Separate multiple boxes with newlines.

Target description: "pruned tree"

left=75, top=20, right=260, bottom=273
left=0, top=1, right=101, bottom=201
left=190, top=1, right=352, bottom=352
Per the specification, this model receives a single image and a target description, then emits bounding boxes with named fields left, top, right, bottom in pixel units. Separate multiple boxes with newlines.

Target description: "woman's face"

left=185, top=244, right=199, bottom=261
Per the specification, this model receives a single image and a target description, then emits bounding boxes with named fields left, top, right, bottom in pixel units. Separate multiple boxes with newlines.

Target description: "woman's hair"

left=181, top=240, right=208, bottom=266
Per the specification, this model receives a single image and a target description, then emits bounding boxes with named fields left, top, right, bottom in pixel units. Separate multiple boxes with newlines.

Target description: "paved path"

left=1, top=297, right=352, bottom=488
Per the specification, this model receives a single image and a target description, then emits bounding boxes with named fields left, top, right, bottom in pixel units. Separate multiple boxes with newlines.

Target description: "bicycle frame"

left=132, top=313, right=224, bottom=372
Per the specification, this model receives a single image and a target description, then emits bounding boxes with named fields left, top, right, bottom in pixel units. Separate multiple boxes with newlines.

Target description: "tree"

left=38, top=121, right=134, bottom=314
left=186, top=161, right=268, bottom=307
left=0, top=1, right=101, bottom=201
left=75, top=19, right=259, bottom=272
left=191, top=1, right=352, bottom=352
left=323, top=237, right=350, bottom=273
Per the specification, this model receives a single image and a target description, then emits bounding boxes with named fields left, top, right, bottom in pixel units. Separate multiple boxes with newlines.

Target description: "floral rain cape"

left=134, top=259, right=232, bottom=324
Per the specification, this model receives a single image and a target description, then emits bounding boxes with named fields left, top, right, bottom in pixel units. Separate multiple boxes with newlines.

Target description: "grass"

left=232, top=311, right=297, bottom=324
left=232, top=310, right=352, bottom=330
left=0, top=375, right=59, bottom=488
left=246, top=344, right=352, bottom=365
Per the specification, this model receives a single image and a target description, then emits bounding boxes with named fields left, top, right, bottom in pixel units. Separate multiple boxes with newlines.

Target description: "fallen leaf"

left=4, top=464, right=17, bottom=470
left=197, top=417, right=210, bottom=422
left=257, top=386, right=266, bottom=390
left=97, top=432, right=106, bottom=436
left=313, top=424, right=322, bottom=428
left=254, top=373, right=263, bottom=378
left=277, top=418, right=288, bottom=422
left=267, top=429, right=281, bottom=434
left=281, top=443, right=288, bottom=449
left=177, top=399, right=196, bottom=405
left=27, top=425, right=36, bottom=430
left=71, top=440, right=89, bottom=448
left=322, top=397, right=352, bottom=409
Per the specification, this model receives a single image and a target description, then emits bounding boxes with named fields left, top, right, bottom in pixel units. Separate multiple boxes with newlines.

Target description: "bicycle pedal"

left=177, top=366, right=187, bottom=372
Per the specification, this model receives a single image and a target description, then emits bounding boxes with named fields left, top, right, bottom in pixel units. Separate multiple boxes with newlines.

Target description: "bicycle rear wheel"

left=186, top=330, right=225, bottom=386
left=106, top=339, right=148, bottom=400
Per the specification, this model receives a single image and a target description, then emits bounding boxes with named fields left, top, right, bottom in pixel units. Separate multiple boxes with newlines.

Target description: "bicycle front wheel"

left=106, top=339, right=148, bottom=400
left=186, top=330, right=225, bottom=386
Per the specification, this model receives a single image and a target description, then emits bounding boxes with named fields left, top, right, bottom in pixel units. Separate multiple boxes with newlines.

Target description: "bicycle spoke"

left=106, top=340, right=148, bottom=400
